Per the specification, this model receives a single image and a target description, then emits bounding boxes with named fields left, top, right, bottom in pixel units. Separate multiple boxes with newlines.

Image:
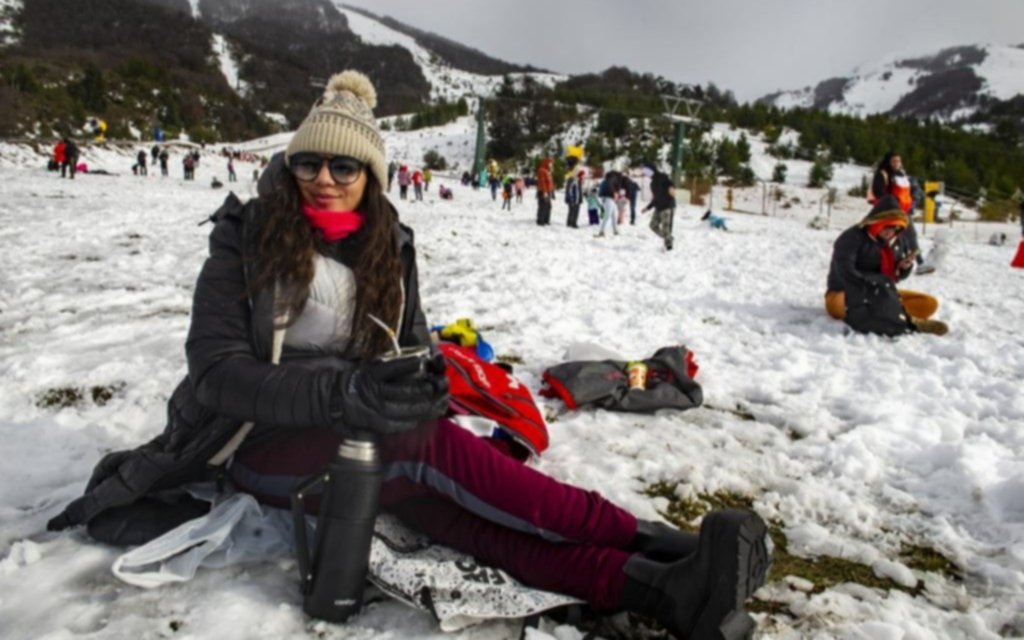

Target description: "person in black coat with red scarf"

left=825, top=195, right=947, bottom=336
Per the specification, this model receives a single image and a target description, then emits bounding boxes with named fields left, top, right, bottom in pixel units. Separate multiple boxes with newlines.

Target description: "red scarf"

left=301, top=204, right=364, bottom=242
left=878, top=243, right=897, bottom=280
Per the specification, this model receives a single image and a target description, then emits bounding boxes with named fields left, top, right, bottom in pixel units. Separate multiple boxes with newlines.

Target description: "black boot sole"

left=690, top=510, right=771, bottom=640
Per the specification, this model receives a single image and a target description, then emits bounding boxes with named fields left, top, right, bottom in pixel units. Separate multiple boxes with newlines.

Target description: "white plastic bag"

left=111, top=491, right=580, bottom=631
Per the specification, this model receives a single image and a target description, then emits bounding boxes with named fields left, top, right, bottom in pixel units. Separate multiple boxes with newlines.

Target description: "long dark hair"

left=252, top=170, right=404, bottom=361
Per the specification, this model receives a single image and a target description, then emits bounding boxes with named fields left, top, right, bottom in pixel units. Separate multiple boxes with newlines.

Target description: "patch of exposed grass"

left=36, top=387, right=84, bottom=409
left=900, top=543, right=961, bottom=583
left=496, top=353, right=524, bottom=365
left=643, top=484, right=958, bottom=617
left=36, top=382, right=125, bottom=409
left=704, top=403, right=756, bottom=422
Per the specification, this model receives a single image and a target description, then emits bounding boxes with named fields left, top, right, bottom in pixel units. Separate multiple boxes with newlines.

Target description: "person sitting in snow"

left=46, top=70, right=770, bottom=640
left=825, top=195, right=948, bottom=336
left=701, top=210, right=729, bottom=231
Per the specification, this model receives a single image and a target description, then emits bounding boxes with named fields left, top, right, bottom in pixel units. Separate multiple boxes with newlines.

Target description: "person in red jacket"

left=412, top=168, right=424, bottom=201
left=535, top=157, right=554, bottom=226
left=53, top=140, right=66, bottom=173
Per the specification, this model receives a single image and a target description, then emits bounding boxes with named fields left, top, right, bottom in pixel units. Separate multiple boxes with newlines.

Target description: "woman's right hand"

left=332, top=353, right=449, bottom=436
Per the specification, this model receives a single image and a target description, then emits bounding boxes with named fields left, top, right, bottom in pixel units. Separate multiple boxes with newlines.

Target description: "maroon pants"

left=232, top=419, right=636, bottom=609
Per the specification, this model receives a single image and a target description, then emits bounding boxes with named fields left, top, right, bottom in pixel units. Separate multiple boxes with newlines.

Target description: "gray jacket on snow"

left=47, top=156, right=430, bottom=538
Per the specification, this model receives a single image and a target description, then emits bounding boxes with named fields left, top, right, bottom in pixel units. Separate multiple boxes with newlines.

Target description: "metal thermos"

left=292, top=434, right=383, bottom=622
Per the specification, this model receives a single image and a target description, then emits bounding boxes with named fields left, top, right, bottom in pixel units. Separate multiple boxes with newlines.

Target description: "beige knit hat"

left=285, top=70, right=387, bottom=189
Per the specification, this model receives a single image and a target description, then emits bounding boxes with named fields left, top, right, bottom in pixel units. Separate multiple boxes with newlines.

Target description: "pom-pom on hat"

left=285, top=70, right=387, bottom=190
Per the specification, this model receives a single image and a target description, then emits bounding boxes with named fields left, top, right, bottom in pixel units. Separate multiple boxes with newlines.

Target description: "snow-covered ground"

left=1, top=132, right=1023, bottom=640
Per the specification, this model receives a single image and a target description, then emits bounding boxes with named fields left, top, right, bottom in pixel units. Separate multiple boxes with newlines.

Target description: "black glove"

left=332, top=352, right=449, bottom=436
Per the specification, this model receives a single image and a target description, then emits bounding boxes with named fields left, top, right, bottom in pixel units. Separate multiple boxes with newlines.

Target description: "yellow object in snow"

left=924, top=181, right=942, bottom=223
left=440, top=318, right=478, bottom=348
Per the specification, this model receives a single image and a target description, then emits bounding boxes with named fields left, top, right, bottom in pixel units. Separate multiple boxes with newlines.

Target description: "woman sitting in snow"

left=47, top=70, right=770, bottom=639
left=825, top=195, right=948, bottom=336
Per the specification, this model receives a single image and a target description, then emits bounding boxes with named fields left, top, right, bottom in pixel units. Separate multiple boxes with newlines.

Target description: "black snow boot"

left=618, top=509, right=771, bottom=639
left=630, top=519, right=699, bottom=562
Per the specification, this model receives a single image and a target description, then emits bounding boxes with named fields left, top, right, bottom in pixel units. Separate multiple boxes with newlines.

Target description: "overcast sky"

left=341, top=0, right=1024, bottom=102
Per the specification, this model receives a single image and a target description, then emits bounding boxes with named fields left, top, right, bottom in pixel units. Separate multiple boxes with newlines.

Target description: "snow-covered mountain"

left=760, top=44, right=1024, bottom=122
left=331, top=4, right=565, bottom=103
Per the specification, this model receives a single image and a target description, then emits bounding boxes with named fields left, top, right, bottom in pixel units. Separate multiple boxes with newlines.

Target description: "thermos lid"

left=338, top=439, right=378, bottom=462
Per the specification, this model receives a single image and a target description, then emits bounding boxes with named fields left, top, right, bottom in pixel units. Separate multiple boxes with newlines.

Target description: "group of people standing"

left=51, top=138, right=80, bottom=179
left=388, top=162, right=432, bottom=202
left=537, top=161, right=676, bottom=251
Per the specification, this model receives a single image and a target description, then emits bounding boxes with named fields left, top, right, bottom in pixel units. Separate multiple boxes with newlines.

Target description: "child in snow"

left=47, top=70, right=769, bottom=640
left=585, top=188, right=603, bottom=226
left=501, top=176, right=513, bottom=211
left=701, top=210, right=729, bottom=231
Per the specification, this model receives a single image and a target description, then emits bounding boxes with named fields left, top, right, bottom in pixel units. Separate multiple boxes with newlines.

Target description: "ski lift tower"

left=661, top=95, right=702, bottom=187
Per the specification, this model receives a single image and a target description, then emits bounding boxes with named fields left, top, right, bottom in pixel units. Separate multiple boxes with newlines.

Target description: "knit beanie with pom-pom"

left=285, top=70, right=387, bottom=189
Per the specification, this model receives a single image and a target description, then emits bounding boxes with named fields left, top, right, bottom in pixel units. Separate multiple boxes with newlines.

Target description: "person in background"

left=1016, top=188, right=1024, bottom=237
left=489, top=173, right=501, bottom=201
left=53, top=139, right=66, bottom=174
left=514, top=176, right=524, bottom=204
left=502, top=175, right=513, bottom=211
left=615, top=186, right=628, bottom=226
left=159, top=148, right=170, bottom=177
left=871, top=151, right=921, bottom=266
left=585, top=187, right=603, bottom=227
left=564, top=170, right=583, bottom=228
left=397, top=165, right=411, bottom=200
left=643, top=162, right=676, bottom=250
left=624, top=175, right=640, bottom=225
left=423, top=167, right=432, bottom=192
left=47, top=70, right=771, bottom=640
left=387, top=161, right=397, bottom=193
left=62, top=138, right=80, bottom=180
left=825, top=195, right=948, bottom=336
left=535, top=158, right=554, bottom=226
left=412, top=167, right=424, bottom=202
left=596, top=171, right=622, bottom=238
left=228, top=156, right=237, bottom=183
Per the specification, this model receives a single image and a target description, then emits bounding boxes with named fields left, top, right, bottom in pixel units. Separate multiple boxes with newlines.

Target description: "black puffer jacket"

left=645, top=170, right=675, bottom=211
left=48, top=157, right=430, bottom=536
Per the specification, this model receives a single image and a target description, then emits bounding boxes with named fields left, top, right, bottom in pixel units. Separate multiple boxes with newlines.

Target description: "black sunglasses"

left=288, top=153, right=365, bottom=185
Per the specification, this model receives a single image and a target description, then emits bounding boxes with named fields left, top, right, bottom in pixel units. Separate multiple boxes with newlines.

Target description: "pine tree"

left=808, top=156, right=833, bottom=188
left=772, top=163, right=787, bottom=184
